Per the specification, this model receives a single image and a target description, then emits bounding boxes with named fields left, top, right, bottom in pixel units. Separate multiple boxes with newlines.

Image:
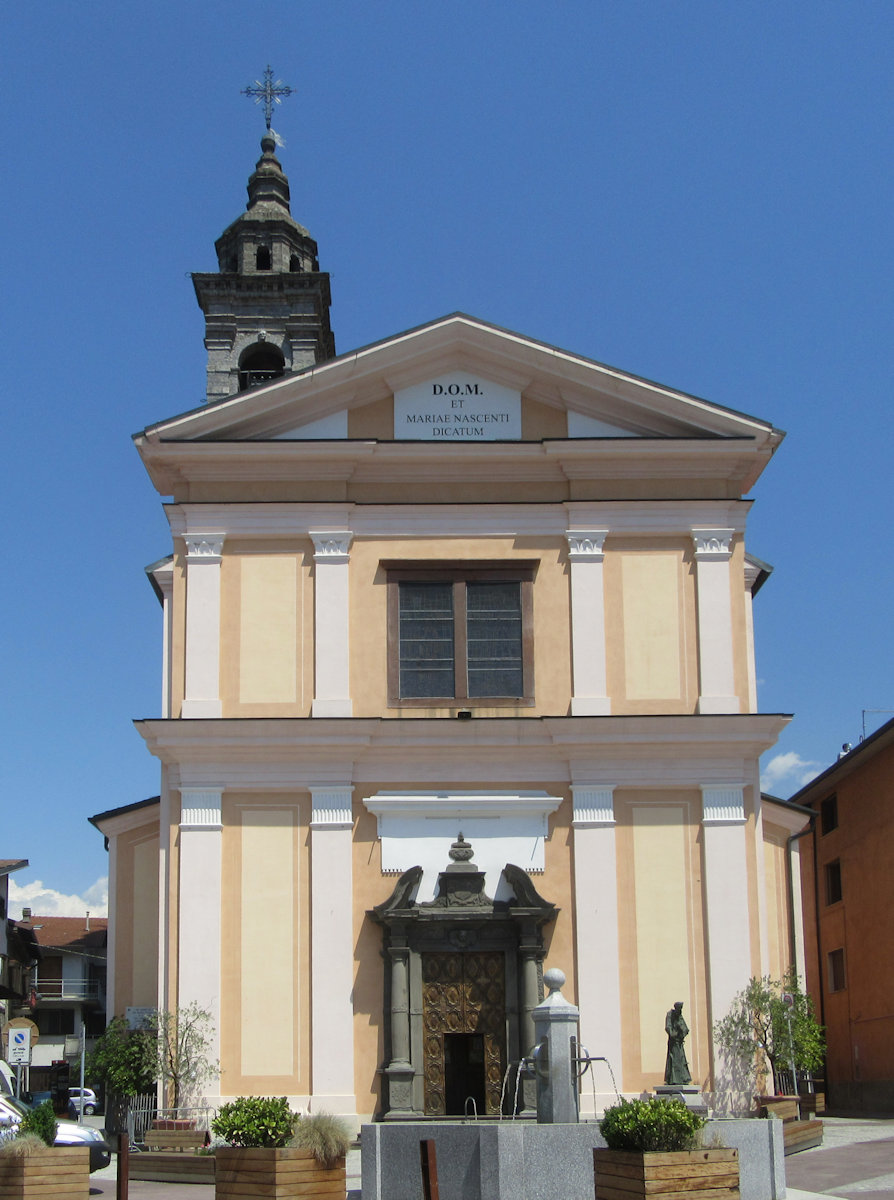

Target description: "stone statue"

left=664, top=1001, right=691, bottom=1086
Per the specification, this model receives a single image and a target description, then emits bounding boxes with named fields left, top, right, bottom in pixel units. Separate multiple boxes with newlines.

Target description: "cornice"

left=133, top=714, right=789, bottom=790
left=163, top=500, right=748, bottom=541
left=137, top=437, right=773, bottom=496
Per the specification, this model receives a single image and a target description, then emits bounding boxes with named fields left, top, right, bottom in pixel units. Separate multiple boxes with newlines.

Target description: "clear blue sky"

left=3, top=2, right=893, bottom=913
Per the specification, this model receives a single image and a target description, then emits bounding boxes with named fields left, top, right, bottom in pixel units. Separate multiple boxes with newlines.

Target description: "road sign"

left=8, top=1028, right=30, bottom=1065
left=2, top=1017, right=38, bottom=1046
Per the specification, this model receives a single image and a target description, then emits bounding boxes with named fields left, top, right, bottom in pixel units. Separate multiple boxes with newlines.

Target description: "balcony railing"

left=36, top=980, right=103, bottom=1003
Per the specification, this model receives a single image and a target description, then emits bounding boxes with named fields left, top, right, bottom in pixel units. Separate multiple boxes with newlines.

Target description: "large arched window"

left=255, top=245, right=272, bottom=271
left=238, top=342, right=285, bottom=391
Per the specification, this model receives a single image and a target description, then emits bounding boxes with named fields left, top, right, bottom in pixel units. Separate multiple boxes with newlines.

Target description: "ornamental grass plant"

left=0, top=1134, right=50, bottom=1159
left=599, top=1097, right=707, bottom=1153
left=289, top=1112, right=351, bottom=1167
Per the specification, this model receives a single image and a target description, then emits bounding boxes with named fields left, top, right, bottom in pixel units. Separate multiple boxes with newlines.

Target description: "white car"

left=68, top=1087, right=99, bottom=1115
left=0, top=1095, right=111, bottom=1171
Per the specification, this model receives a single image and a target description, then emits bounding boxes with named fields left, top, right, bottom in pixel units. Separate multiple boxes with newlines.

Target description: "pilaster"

left=700, top=786, right=751, bottom=1046
left=571, top=785, right=622, bottom=1110
left=691, top=529, right=739, bottom=714
left=181, top=535, right=224, bottom=718
left=309, top=786, right=356, bottom=1114
left=565, top=530, right=611, bottom=715
left=310, top=532, right=353, bottom=717
left=177, top=789, right=223, bottom=1083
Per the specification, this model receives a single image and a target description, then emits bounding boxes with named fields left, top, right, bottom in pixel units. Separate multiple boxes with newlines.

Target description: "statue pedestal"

left=654, top=1084, right=710, bottom=1117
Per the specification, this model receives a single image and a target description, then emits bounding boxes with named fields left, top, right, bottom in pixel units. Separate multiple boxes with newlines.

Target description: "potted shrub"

left=0, top=1105, right=89, bottom=1200
left=212, top=1097, right=349, bottom=1200
left=594, top=1097, right=739, bottom=1200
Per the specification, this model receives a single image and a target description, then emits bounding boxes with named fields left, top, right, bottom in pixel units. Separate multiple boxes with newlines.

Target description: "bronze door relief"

left=422, top=951, right=505, bottom=1115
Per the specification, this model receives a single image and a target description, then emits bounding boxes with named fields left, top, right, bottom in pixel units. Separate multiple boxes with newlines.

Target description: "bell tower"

left=192, top=70, right=335, bottom=403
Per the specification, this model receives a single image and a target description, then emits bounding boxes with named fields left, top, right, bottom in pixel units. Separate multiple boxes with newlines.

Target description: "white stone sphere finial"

left=543, top=967, right=566, bottom=994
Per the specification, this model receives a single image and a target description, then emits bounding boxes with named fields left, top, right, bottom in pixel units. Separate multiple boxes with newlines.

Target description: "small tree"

left=714, top=970, right=824, bottom=1093
left=86, top=1015, right=157, bottom=1097
left=153, top=1003, right=216, bottom=1112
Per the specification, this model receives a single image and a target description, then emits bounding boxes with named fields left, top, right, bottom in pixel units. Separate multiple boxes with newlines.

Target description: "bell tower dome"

left=192, top=124, right=335, bottom=403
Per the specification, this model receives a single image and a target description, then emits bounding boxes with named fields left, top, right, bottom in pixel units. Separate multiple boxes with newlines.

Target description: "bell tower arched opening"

left=238, top=342, right=285, bottom=392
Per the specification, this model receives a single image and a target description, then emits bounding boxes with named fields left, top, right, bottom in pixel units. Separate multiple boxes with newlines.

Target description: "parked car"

left=67, top=1087, right=99, bottom=1116
left=0, top=1095, right=111, bottom=1171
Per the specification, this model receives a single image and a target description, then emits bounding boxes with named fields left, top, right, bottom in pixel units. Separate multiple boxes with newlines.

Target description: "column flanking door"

left=421, top=951, right=505, bottom=1116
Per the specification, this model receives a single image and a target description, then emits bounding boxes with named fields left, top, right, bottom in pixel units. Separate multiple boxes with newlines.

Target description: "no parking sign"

left=7, top=1028, right=30, bottom=1065
left=3, top=1017, right=37, bottom=1066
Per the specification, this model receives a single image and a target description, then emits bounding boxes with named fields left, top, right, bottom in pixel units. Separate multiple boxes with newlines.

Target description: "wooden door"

left=421, top=951, right=505, bottom=1115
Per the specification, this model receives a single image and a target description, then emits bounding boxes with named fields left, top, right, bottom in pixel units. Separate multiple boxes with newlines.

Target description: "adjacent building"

left=790, top=718, right=894, bottom=1112
left=15, top=913, right=107, bottom=1079
left=91, top=129, right=804, bottom=1123
left=0, top=860, right=34, bottom=1026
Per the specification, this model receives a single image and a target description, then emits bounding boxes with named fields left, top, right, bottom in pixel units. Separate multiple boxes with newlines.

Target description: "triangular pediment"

left=138, top=313, right=780, bottom=445
left=135, top=314, right=783, bottom=497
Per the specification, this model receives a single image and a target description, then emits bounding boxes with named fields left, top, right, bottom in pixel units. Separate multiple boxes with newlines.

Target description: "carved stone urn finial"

left=448, top=832, right=474, bottom=863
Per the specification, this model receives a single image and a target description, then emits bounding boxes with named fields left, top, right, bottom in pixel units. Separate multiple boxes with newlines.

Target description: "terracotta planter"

left=215, top=1146, right=346, bottom=1200
left=0, top=1147, right=89, bottom=1200
left=594, top=1147, right=739, bottom=1200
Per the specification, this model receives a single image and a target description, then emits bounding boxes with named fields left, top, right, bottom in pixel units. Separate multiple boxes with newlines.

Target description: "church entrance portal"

left=371, top=836, right=558, bottom=1120
left=422, top=951, right=504, bottom=1116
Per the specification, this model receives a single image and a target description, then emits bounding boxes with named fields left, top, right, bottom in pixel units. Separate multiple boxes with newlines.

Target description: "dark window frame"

left=828, top=947, right=846, bottom=993
left=825, top=859, right=843, bottom=906
left=385, top=562, right=536, bottom=707
left=820, top=794, right=838, bottom=835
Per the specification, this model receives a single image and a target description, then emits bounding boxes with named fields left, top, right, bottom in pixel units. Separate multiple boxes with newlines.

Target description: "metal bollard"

left=116, top=1132, right=129, bottom=1200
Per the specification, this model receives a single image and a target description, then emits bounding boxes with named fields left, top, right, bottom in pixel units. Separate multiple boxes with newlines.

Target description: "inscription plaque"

left=394, top=373, right=521, bottom=440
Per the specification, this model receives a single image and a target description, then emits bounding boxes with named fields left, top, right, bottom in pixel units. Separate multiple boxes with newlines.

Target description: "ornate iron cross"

left=241, top=65, right=293, bottom=129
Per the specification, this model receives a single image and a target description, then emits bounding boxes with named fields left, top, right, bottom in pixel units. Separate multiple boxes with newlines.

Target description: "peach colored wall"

left=350, top=785, right=575, bottom=1117
left=112, top=825, right=159, bottom=1015
left=614, top=791, right=709, bottom=1093
left=219, top=540, right=313, bottom=717
left=349, top=536, right=572, bottom=717
left=348, top=396, right=393, bottom=439
left=762, top=826, right=791, bottom=980
left=173, top=531, right=755, bottom=722
left=219, top=793, right=310, bottom=1097
left=604, top=540, right=699, bottom=714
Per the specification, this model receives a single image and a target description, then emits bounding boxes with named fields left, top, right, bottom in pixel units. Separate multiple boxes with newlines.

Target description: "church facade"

left=92, top=131, right=807, bottom=1123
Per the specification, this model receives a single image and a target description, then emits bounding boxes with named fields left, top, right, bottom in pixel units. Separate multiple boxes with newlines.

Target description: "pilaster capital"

left=701, top=786, right=746, bottom=826
left=310, top=531, right=353, bottom=561
left=571, top=785, right=616, bottom=827
left=184, top=534, right=225, bottom=562
left=310, top=786, right=354, bottom=830
left=180, top=788, right=223, bottom=830
left=691, top=528, right=734, bottom=561
left=565, top=529, right=608, bottom=561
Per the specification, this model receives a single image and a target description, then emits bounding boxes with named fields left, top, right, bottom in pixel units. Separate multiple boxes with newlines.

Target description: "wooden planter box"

left=594, top=1147, right=739, bottom=1200
left=131, top=1151, right=216, bottom=1184
left=0, top=1147, right=89, bottom=1200
left=215, top=1146, right=346, bottom=1200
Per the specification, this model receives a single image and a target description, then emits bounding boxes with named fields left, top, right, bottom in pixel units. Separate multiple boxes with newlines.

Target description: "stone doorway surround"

left=371, top=835, right=558, bottom=1120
